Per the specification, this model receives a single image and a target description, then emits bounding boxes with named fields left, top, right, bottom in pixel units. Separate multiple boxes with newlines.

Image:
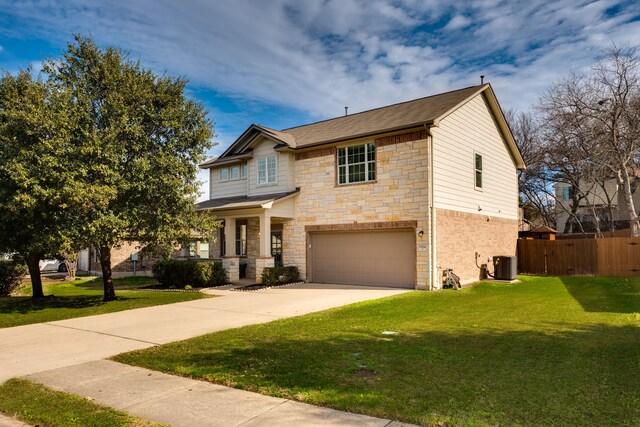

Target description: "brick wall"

left=87, top=241, right=161, bottom=275
left=435, top=208, right=518, bottom=285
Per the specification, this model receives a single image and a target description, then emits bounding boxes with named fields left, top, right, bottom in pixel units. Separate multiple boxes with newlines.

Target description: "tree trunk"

left=26, top=252, right=44, bottom=299
left=99, top=245, right=116, bottom=301
left=618, top=167, right=640, bottom=237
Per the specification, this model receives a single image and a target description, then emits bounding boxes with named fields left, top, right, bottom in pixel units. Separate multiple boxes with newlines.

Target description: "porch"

left=197, top=190, right=299, bottom=283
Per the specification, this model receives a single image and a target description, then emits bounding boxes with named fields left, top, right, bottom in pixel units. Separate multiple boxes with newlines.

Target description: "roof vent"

left=344, top=106, right=349, bottom=116
left=480, top=75, right=485, bottom=84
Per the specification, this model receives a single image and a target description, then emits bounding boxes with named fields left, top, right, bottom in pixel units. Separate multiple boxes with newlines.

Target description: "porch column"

left=224, top=217, right=236, bottom=256
left=256, top=212, right=275, bottom=283
left=223, top=217, right=239, bottom=282
left=259, top=213, right=271, bottom=257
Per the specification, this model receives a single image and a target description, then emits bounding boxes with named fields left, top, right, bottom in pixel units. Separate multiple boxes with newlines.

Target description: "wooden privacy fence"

left=517, top=237, right=640, bottom=276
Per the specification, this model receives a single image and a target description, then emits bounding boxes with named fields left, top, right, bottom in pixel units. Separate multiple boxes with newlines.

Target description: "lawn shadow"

left=0, top=294, right=140, bottom=315
left=560, top=276, right=640, bottom=313
left=116, top=323, right=640, bottom=426
left=74, top=276, right=158, bottom=290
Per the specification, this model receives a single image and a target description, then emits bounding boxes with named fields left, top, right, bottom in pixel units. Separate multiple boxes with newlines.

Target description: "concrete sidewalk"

left=26, top=360, right=417, bottom=427
left=1, top=284, right=408, bottom=382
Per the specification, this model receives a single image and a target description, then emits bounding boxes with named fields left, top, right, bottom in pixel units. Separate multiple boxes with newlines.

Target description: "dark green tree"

left=0, top=70, right=88, bottom=297
left=44, top=35, right=215, bottom=301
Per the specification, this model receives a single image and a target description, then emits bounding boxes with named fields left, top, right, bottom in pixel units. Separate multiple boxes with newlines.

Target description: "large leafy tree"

left=0, top=70, right=88, bottom=297
left=44, top=35, right=216, bottom=301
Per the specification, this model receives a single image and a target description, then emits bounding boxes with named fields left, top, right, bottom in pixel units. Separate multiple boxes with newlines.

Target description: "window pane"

left=258, top=170, right=266, bottom=184
left=230, top=166, right=240, bottom=179
left=368, top=161, right=376, bottom=181
left=338, top=148, right=345, bottom=165
left=349, top=163, right=365, bottom=182
left=367, top=143, right=375, bottom=161
left=475, top=154, right=482, bottom=170
left=268, top=168, right=276, bottom=183
left=475, top=171, right=482, bottom=188
left=219, top=168, right=228, bottom=181
left=199, top=242, right=209, bottom=259
left=339, top=165, right=346, bottom=184
left=241, top=164, right=248, bottom=178
left=267, top=156, right=276, bottom=169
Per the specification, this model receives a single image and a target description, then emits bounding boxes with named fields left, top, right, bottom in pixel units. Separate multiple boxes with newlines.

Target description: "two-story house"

left=555, top=178, right=638, bottom=235
left=197, top=84, right=525, bottom=289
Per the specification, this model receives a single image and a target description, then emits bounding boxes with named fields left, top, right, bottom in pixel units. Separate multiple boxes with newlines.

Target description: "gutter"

left=424, top=123, right=437, bottom=291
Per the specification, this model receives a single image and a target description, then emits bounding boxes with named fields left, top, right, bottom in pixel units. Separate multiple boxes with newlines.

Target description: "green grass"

left=0, top=378, right=163, bottom=426
left=0, top=276, right=210, bottom=328
left=114, top=276, right=640, bottom=426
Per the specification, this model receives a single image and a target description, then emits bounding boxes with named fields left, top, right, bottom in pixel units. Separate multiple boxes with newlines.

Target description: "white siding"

left=431, top=93, right=518, bottom=220
left=248, top=138, right=296, bottom=196
left=209, top=166, right=248, bottom=199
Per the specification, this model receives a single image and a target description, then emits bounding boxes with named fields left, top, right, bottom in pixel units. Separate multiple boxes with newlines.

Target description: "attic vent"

left=345, top=106, right=348, bottom=116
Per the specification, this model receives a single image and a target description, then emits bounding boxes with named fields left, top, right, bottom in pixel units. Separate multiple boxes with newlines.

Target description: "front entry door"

left=271, top=231, right=283, bottom=267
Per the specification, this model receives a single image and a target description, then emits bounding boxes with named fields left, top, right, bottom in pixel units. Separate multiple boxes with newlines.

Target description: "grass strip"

left=0, top=378, right=164, bottom=426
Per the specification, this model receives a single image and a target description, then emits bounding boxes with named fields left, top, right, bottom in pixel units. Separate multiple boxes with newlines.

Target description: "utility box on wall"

left=493, top=256, right=517, bottom=280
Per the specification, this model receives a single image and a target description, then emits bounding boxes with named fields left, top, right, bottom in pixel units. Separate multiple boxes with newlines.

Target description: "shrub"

left=152, top=259, right=228, bottom=288
left=0, top=260, right=27, bottom=296
left=261, top=266, right=301, bottom=286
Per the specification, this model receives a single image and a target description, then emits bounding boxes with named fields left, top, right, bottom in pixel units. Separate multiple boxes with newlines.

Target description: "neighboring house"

left=81, top=241, right=210, bottom=277
left=197, top=84, right=525, bottom=289
left=554, top=179, right=637, bottom=235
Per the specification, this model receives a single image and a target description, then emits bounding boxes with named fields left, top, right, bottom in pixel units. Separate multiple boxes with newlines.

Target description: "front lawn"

left=115, top=276, right=640, bottom=426
left=0, top=378, right=162, bottom=426
left=0, top=275, right=210, bottom=328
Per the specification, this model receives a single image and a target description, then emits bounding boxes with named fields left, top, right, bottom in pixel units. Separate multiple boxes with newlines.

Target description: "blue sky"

left=1, top=0, right=640, bottom=200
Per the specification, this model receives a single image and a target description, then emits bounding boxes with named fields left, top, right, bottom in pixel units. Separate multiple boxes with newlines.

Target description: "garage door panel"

left=310, top=230, right=415, bottom=288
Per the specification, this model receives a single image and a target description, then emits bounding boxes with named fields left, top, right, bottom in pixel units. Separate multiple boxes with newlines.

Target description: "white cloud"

left=443, top=15, right=471, bottom=31
left=1, top=1, right=638, bottom=122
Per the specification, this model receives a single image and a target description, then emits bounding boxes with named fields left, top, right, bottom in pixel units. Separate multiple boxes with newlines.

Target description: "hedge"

left=0, top=260, right=27, bottom=296
left=152, top=259, right=228, bottom=288
left=261, top=266, right=301, bottom=286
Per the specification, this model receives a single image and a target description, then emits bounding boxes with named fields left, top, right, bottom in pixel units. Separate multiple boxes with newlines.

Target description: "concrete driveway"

left=0, top=283, right=410, bottom=382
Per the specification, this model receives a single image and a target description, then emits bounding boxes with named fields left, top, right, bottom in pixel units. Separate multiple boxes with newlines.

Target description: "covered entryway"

left=309, top=230, right=416, bottom=288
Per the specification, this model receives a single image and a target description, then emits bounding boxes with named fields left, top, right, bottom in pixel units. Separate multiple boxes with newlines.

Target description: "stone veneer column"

left=255, top=257, right=275, bottom=284
left=222, top=257, right=240, bottom=282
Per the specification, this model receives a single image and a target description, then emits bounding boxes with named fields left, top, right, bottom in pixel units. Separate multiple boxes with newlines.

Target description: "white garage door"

left=309, top=230, right=415, bottom=288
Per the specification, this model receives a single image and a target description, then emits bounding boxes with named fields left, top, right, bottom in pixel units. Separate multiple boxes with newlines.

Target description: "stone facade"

left=223, top=256, right=240, bottom=281
left=255, top=257, right=275, bottom=283
left=435, top=208, right=518, bottom=285
left=285, top=137, right=430, bottom=287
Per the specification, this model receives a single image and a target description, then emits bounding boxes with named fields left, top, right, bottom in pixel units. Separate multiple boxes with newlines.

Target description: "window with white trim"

left=474, top=153, right=483, bottom=189
left=337, top=143, right=376, bottom=185
left=218, top=164, right=247, bottom=182
left=258, top=155, right=277, bottom=185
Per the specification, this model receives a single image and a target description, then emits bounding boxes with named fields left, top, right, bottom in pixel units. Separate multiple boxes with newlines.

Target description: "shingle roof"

left=283, top=85, right=483, bottom=147
left=196, top=190, right=299, bottom=211
left=200, top=84, right=525, bottom=170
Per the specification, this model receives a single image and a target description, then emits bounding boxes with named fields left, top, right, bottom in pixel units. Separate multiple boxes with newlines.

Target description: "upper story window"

left=258, top=155, right=277, bottom=185
left=474, top=153, right=483, bottom=190
left=562, top=186, right=573, bottom=200
left=337, top=143, right=376, bottom=185
left=219, top=164, right=247, bottom=182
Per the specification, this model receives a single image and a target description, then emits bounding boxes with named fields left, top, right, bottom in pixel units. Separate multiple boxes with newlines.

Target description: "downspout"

left=424, top=124, right=437, bottom=290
